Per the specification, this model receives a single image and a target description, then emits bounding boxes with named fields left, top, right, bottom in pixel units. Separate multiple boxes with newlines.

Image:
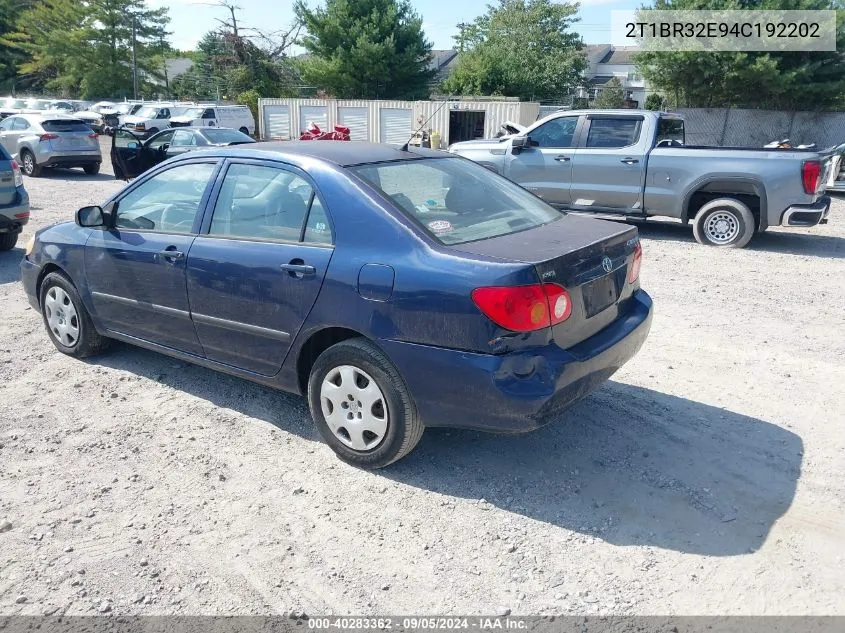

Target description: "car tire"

left=0, top=233, right=18, bottom=251
left=83, top=163, right=100, bottom=175
left=307, top=338, right=424, bottom=469
left=39, top=272, right=110, bottom=358
left=692, top=198, right=756, bottom=248
left=20, top=149, right=41, bottom=177
left=239, top=127, right=250, bottom=136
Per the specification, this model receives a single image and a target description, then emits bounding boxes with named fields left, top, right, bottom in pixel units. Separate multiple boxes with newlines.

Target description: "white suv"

left=169, top=105, right=255, bottom=136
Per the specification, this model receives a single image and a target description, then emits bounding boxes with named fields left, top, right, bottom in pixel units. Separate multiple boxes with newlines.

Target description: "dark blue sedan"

left=21, top=142, right=652, bottom=468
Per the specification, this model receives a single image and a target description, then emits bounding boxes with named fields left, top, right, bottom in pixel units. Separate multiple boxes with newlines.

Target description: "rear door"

left=504, top=115, right=581, bottom=207
left=84, top=160, right=219, bottom=354
left=186, top=160, right=334, bottom=376
left=570, top=115, right=647, bottom=212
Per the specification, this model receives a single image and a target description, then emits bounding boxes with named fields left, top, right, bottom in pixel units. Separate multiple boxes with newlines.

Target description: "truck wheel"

left=307, top=338, right=424, bottom=469
left=692, top=198, right=755, bottom=248
left=0, top=233, right=18, bottom=251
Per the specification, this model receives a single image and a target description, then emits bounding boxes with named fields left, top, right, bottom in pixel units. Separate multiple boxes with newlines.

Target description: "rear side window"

left=656, top=117, right=685, bottom=146
left=586, top=118, right=641, bottom=148
left=12, top=118, right=30, bottom=131
left=351, top=157, right=560, bottom=245
left=41, top=120, right=90, bottom=132
left=209, top=163, right=329, bottom=244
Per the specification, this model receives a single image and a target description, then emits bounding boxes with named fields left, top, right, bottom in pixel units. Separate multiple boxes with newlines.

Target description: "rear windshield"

left=351, top=157, right=560, bottom=245
left=201, top=128, right=253, bottom=144
left=41, top=119, right=91, bottom=132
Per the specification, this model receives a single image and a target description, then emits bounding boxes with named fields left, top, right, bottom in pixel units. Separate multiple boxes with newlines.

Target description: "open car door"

left=110, top=129, right=147, bottom=180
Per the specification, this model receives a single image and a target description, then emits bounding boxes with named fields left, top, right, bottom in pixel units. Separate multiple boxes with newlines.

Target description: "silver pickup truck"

left=449, top=110, right=832, bottom=248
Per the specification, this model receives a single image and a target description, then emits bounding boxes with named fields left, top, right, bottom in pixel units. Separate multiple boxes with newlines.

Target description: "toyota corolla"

left=21, top=142, right=652, bottom=468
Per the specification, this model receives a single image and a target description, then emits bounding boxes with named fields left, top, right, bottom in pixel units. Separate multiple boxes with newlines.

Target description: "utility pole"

left=160, top=35, right=169, bottom=96
left=131, top=15, right=138, bottom=99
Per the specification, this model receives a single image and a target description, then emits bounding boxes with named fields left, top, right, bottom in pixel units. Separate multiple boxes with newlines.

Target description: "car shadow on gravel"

left=83, top=343, right=801, bottom=557
left=385, top=380, right=802, bottom=557
left=0, top=247, right=23, bottom=284
left=634, top=220, right=845, bottom=258
left=34, top=169, right=116, bottom=183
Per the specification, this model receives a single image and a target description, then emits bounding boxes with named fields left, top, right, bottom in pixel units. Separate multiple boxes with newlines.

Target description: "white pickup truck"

left=449, top=110, right=832, bottom=248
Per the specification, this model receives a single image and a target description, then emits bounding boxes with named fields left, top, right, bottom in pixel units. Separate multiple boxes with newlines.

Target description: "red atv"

left=299, top=121, right=351, bottom=141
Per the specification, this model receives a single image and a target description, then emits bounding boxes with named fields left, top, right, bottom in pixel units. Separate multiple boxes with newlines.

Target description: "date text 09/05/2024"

left=308, top=617, right=528, bottom=630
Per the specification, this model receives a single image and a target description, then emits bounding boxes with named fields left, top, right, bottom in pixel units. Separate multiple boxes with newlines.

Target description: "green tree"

left=5, top=0, right=170, bottom=98
left=294, top=0, right=434, bottom=99
left=644, top=92, right=665, bottom=110
left=593, top=77, right=625, bottom=108
left=634, top=0, right=845, bottom=110
left=441, top=0, right=585, bottom=101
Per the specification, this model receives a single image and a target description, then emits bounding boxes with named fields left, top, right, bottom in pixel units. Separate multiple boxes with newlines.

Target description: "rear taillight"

left=471, top=283, right=572, bottom=332
left=802, top=160, right=821, bottom=194
left=39, top=133, right=59, bottom=141
left=10, top=160, right=22, bottom=187
left=627, top=241, right=643, bottom=284
left=88, top=132, right=98, bottom=139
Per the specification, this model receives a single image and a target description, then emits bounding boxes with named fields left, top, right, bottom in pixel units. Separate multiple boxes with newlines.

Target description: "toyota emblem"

left=602, top=256, right=613, bottom=273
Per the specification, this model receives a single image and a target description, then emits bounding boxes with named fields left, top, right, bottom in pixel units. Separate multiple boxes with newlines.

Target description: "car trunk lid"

left=451, top=213, right=640, bottom=349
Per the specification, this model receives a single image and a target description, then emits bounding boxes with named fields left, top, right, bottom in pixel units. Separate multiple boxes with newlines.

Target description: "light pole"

left=131, top=14, right=138, bottom=99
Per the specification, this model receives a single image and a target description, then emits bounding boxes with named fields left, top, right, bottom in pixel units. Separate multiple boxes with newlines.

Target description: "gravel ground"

left=1, top=148, right=844, bottom=616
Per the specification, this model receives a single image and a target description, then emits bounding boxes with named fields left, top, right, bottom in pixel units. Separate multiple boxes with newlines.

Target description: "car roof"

left=228, top=141, right=447, bottom=167
left=21, top=113, right=79, bottom=122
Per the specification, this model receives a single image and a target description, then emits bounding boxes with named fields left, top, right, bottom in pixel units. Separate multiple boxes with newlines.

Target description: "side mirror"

left=76, top=205, right=104, bottom=227
left=511, top=136, right=529, bottom=154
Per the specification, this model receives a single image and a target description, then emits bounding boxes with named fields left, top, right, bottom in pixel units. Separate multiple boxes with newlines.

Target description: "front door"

left=111, top=129, right=146, bottom=179
left=504, top=115, right=580, bottom=207
left=570, top=116, right=647, bottom=212
left=186, top=161, right=334, bottom=376
left=84, top=161, right=219, bottom=355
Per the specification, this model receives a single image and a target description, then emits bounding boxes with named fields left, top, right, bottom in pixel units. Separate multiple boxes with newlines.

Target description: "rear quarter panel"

left=645, top=148, right=821, bottom=224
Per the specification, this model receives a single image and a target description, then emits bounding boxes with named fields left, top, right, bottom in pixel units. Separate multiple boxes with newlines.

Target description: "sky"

left=147, top=0, right=641, bottom=54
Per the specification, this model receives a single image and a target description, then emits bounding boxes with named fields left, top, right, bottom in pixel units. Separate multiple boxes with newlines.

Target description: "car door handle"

left=620, top=158, right=640, bottom=165
left=281, top=262, right=316, bottom=277
left=159, top=248, right=184, bottom=261
left=554, top=155, right=571, bottom=162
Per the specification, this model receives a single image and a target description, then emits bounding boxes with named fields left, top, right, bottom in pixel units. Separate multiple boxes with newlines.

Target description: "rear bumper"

left=0, top=188, right=30, bottom=232
left=781, top=196, right=831, bottom=227
left=379, top=290, right=653, bottom=432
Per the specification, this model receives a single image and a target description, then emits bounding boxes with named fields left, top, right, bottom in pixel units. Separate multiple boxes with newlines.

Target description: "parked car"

left=0, top=98, right=27, bottom=120
left=110, top=127, right=255, bottom=179
left=122, top=104, right=189, bottom=138
left=103, top=102, right=144, bottom=128
left=169, top=104, right=255, bottom=135
left=23, top=98, right=52, bottom=113
left=46, top=100, right=78, bottom=114
left=21, top=142, right=651, bottom=467
left=450, top=110, right=833, bottom=248
left=0, top=114, right=102, bottom=177
left=74, top=102, right=118, bottom=133
left=0, top=143, right=29, bottom=251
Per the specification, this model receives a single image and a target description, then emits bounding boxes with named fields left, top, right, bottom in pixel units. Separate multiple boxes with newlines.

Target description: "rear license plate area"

left=582, top=273, right=619, bottom=318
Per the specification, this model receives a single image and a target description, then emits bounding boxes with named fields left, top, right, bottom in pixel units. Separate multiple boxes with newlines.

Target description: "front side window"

left=530, top=117, right=578, bottom=148
left=147, top=130, right=175, bottom=150
left=585, top=118, right=642, bottom=148
left=202, top=109, right=215, bottom=119
left=209, top=163, right=327, bottom=243
left=115, top=162, right=216, bottom=233
left=171, top=130, right=196, bottom=147
left=352, top=157, right=560, bottom=246
left=0, top=118, right=14, bottom=131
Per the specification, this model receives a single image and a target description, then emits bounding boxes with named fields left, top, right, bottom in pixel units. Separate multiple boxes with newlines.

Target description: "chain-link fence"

left=678, top=108, right=845, bottom=148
